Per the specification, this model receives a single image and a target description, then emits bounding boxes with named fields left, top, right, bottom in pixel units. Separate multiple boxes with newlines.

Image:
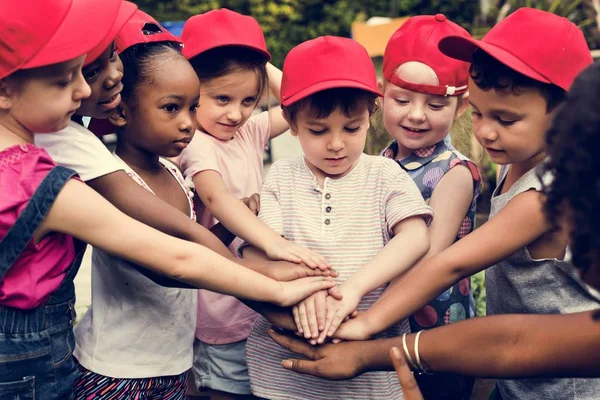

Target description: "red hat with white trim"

left=383, top=14, right=471, bottom=97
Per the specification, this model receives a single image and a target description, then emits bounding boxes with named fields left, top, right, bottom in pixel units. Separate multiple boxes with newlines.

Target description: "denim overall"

left=0, top=166, right=83, bottom=400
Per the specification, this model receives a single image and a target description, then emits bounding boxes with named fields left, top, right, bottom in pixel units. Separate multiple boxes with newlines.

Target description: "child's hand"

left=276, top=277, right=336, bottom=307
left=269, top=261, right=339, bottom=282
left=317, top=290, right=361, bottom=344
left=266, top=239, right=330, bottom=270
left=332, top=312, right=373, bottom=341
left=292, top=290, right=328, bottom=343
left=241, top=193, right=260, bottom=215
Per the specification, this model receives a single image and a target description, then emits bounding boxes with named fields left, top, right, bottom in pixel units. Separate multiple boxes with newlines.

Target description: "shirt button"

left=325, top=193, right=331, bottom=200
left=324, top=219, right=331, bottom=225
left=325, top=206, right=332, bottom=213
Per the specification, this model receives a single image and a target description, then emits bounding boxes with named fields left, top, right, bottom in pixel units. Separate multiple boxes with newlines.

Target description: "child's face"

left=381, top=64, right=464, bottom=157
left=468, top=77, right=554, bottom=168
left=118, top=55, right=200, bottom=158
left=196, top=69, right=259, bottom=141
left=4, top=56, right=91, bottom=134
left=76, top=42, right=124, bottom=119
left=291, top=104, right=370, bottom=181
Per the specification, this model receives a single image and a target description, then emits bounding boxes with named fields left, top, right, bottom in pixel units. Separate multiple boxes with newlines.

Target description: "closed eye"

left=345, top=126, right=360, bottom=133
left=309, top=128, right=327, bottom=135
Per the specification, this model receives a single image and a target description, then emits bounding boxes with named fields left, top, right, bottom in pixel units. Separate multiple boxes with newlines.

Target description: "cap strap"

left=389, top=75, right=467, bottom=97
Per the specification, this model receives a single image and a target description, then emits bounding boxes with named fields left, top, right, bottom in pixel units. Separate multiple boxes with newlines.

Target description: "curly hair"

left=470, top=49, right=566, bottom=112
left=542, top=61, right=600, bottom=273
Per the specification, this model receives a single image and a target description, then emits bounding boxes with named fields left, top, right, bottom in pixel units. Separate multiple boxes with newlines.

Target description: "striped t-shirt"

left=246, top=154, right=433, bottom=400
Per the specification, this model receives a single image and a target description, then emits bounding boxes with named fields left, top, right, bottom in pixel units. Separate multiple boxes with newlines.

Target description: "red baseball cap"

left=181, top=8, right=270, bottom=61
left=84, top=1, right=138, bottom=66
left=281, top=36, right=382, bottom=106
left=383, top=14, right=471, bottom=97
left=439, top=8, right=593, bottom=91
left=115, top=9, right=181, bottom=54
left=0, top=0, right=124, bottom=80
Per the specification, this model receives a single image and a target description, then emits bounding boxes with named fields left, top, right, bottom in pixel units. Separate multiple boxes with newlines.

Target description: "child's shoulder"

left=1, top=144, right=62, bottom=207
left=269, top=155, right=305, bottom=174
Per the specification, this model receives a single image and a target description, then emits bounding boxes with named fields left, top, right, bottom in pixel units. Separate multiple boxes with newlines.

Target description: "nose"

left=179, top=113, right=195, bottom=133
left=104, top=56, right=124, bottom=90
left=474, top=118, right=498, bottom=144
left=226, top=107, right=242, bottom=123
left=74, top=70, right=91, bottom=100
left=408, top=104, right=426, bottom=123
left=327, top=132, right=345, bottom=152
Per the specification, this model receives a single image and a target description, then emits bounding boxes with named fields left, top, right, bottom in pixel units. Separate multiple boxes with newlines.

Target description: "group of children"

left=0, top=1, right=599, bottom=400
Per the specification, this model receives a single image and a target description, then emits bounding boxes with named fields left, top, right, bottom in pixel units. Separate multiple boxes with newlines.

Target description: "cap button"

left=435, top=14, right=446, bottom=22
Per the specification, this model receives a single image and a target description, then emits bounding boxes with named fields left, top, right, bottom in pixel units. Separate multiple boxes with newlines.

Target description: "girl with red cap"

left=333, top=14, right=481, bottom=400
left=177, top=9, right=331, bottom=399
left=0, top=2, right=337, bottom=399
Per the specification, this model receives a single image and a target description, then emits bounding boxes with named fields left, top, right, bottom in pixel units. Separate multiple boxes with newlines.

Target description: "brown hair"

left=283, top=88, right=378, bottom=127
left=189, top=46, right=268, bottom=102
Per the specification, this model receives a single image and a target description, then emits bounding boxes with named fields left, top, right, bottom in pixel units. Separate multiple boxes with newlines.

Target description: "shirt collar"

left=381, top=140, right=449, bottom=171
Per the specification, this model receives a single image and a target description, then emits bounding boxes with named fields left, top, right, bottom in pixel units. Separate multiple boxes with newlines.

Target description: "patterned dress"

left=382, top=139, right=481, bottom=329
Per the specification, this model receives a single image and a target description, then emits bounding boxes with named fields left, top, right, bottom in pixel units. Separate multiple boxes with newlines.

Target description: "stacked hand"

left=293, top=287, right=361, bottom=344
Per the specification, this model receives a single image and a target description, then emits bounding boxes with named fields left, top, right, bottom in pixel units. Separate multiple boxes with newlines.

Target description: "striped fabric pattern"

left=74, top=363, right=187, bottom=399
left=246, top=154, right=433, bottom=400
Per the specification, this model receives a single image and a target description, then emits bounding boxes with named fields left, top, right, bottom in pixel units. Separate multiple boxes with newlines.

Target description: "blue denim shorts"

left=191, top=338, right=251, bottom=395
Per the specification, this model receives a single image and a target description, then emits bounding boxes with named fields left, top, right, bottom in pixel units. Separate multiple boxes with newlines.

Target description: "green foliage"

left=133, top=0, right=479, bottom=67
left=471, top=271, right=487, bottom=317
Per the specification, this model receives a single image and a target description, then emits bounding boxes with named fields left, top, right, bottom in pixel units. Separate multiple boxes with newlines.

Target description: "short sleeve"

left=237, top=111, right=271, bottom=152
left=34, top=122, right=122, bottom=182
left=178, top=132, right=222, bottom=181
left=256, top=163, right=283, bottom=235
left=381, top=161, right=433, bottom=238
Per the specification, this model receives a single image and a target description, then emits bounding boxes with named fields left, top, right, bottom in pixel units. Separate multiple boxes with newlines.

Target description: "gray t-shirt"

left=487, top=164, right=600, bottom=399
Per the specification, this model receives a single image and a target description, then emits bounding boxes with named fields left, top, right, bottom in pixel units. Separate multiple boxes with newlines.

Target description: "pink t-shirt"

left=178, top=112, right=270, bottom=344
left=0, top=144, right=76, bottom=309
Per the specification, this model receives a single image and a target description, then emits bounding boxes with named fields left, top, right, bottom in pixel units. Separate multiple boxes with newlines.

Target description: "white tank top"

left=73, top=157, right=197, bottom=378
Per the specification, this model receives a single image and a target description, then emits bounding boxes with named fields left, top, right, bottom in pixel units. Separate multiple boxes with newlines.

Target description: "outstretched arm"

left=270, top=310, right=600, bottom=380
left=41, top=179, right=336, bottom=306
left=194, top=170, right=329, bottom=269
left=338, top=190, right=551, bottom=339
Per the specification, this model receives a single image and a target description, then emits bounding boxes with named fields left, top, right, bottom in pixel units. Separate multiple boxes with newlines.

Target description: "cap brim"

left=85, top=1, right=138, bottom=65
left=439, top=35, right=551, bottom=85
left=184, top=43, right=271, bottom=62
left=282, top=80, right=383, bottom=106
left=23, top=0, right=123, bottom=69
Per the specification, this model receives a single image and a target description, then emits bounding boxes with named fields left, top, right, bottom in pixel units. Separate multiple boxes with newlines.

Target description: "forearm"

left=343, top=219, right=429, bottom=298
left=244, top=300, right=297, bottom=331
left=360, top=311, right=600, bottom=378
left=209, top=222, right=236, bottom=247
left=204, top=192, right=282, bottom=252
left=414, top=312, right=600, bottom=378
left=266, top=62, right=282, bottom=101
left=363, top=254, right=463, bottom=334
left=88, top=171, right=232, bottom=258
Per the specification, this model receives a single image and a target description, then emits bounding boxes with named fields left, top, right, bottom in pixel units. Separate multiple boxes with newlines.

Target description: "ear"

left=454, top=92, right=470, bottom=120
left=0, top=78, right=16, bottom=110
left=281, top=108, right=298, bottom=137
left=109, top=103, right=128, bottom=127
left=377, top=79, right=386, bottom=108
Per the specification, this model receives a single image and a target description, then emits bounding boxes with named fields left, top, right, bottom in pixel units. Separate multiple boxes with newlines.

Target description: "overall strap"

left=0, top=166, right=77, bottom=281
